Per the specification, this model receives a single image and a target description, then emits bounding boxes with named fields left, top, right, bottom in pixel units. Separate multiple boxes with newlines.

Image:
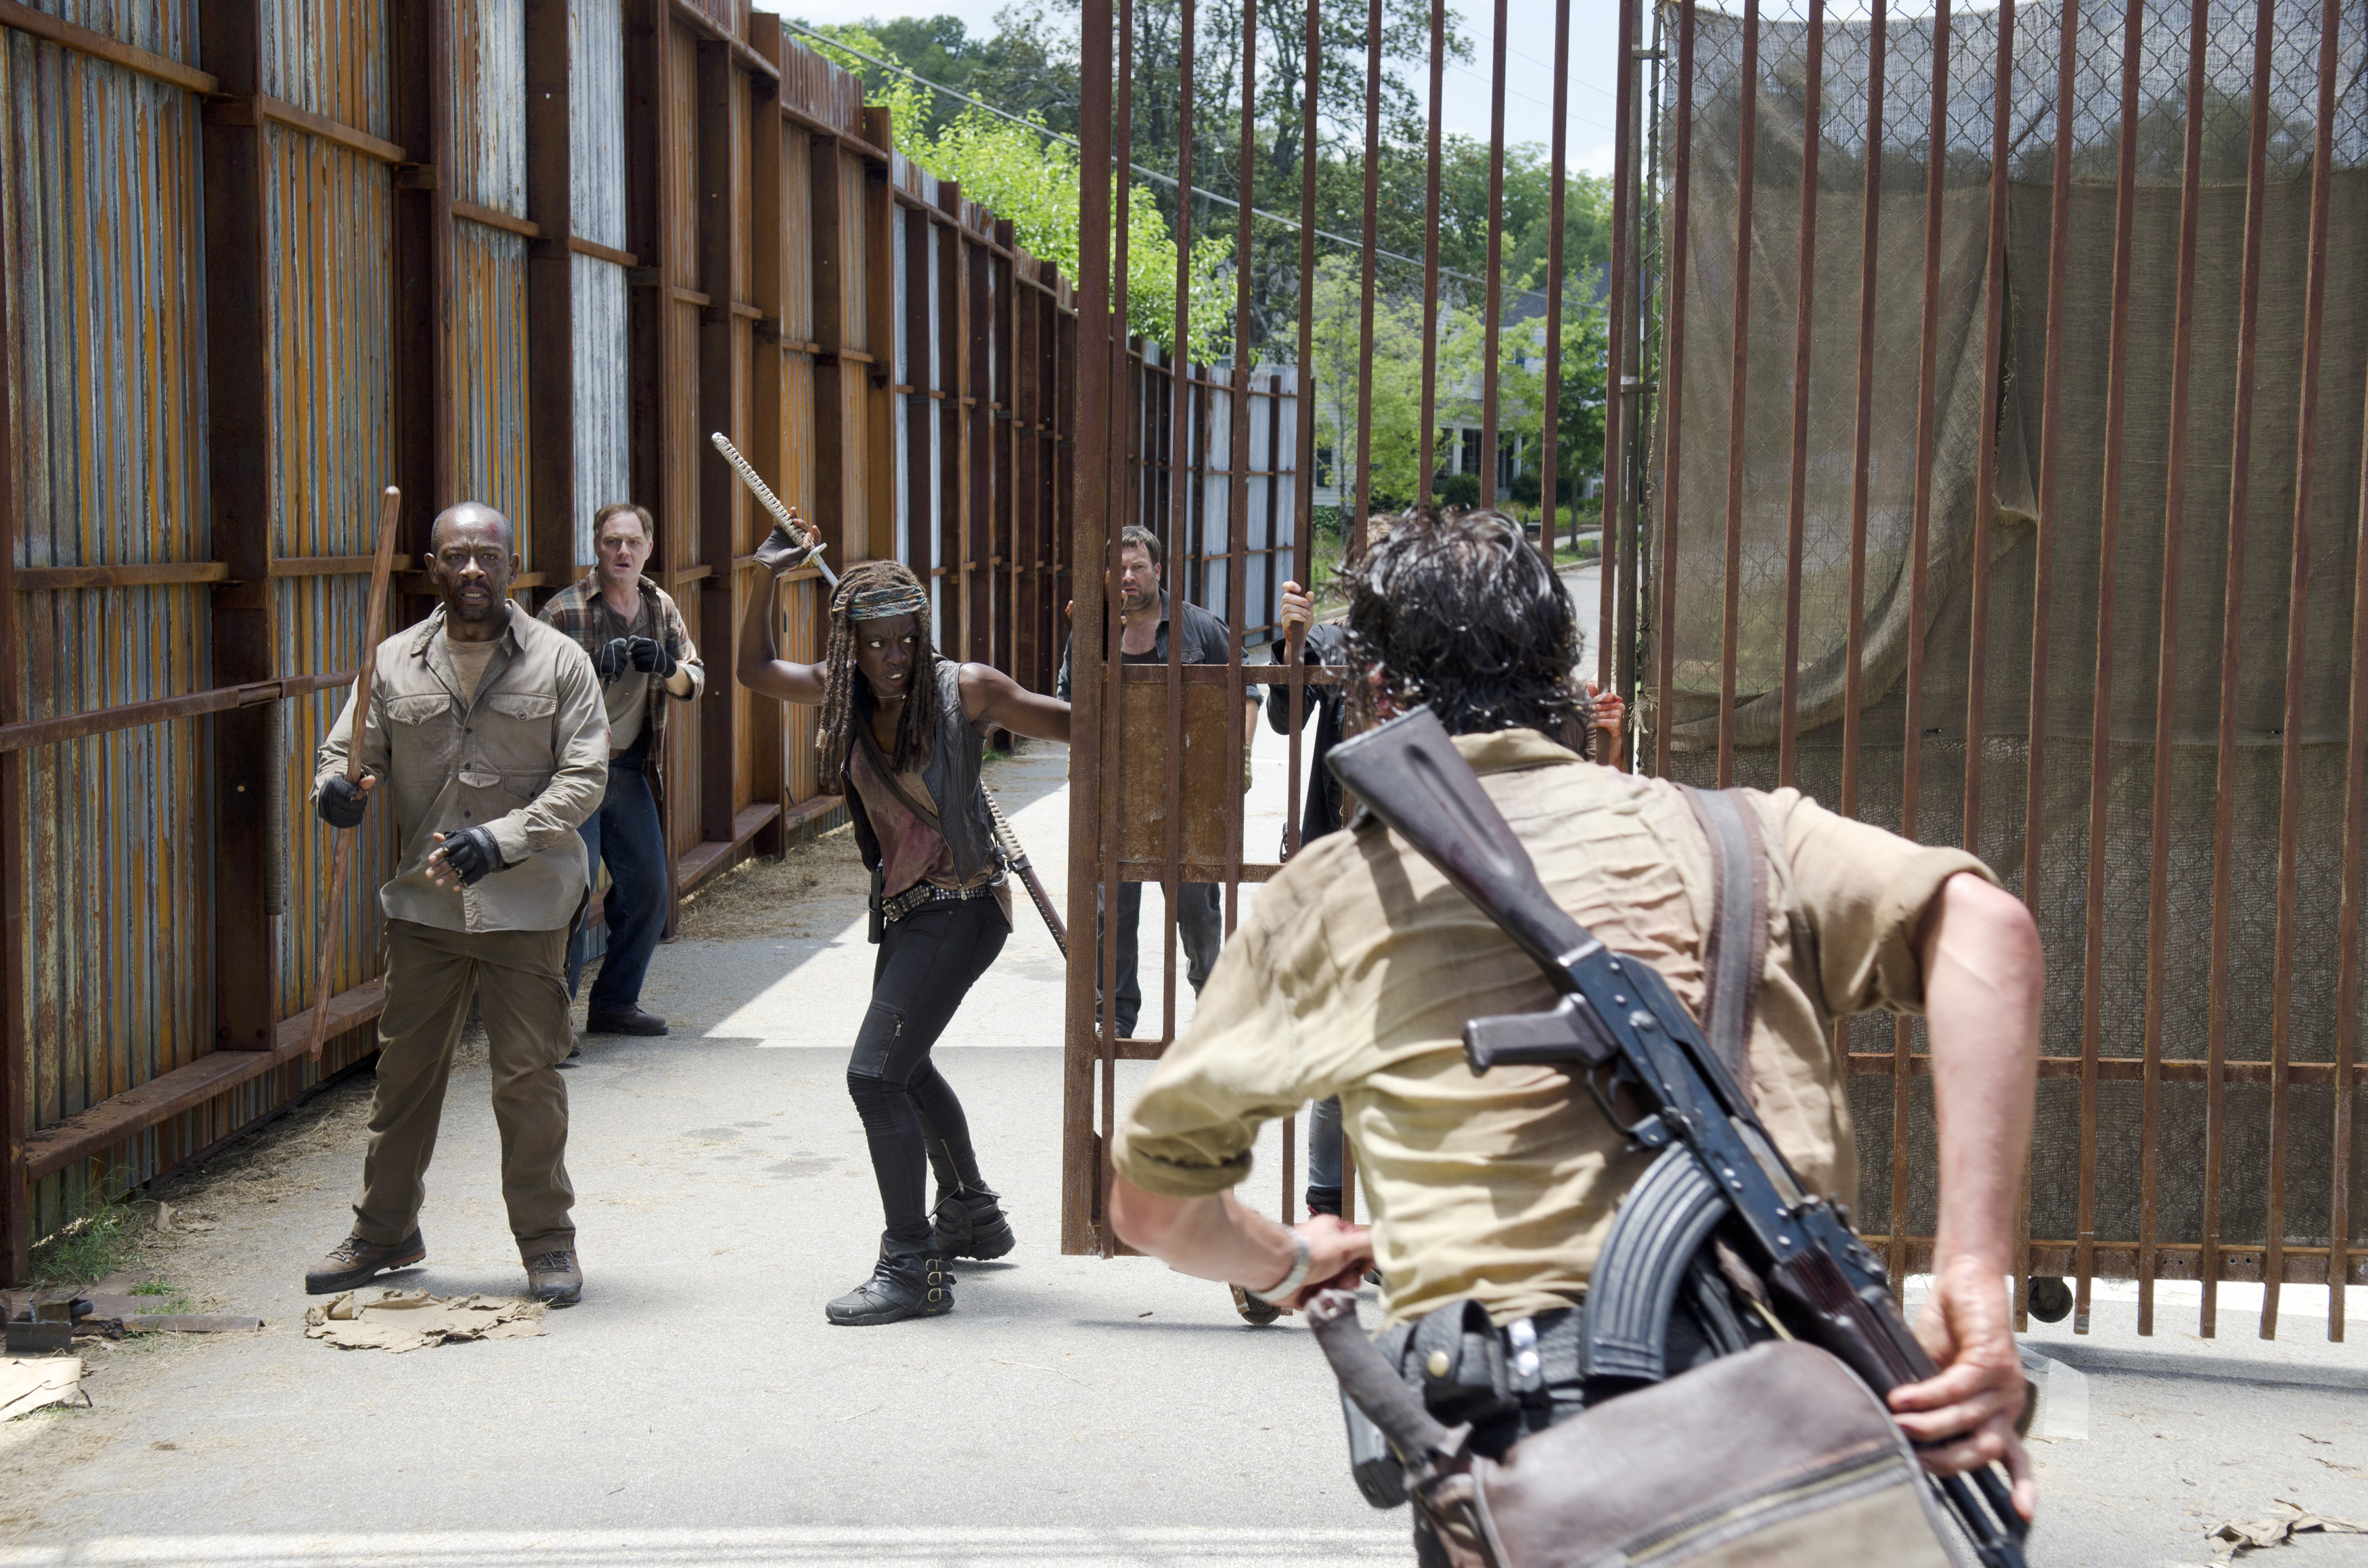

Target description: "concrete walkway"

left=3, top=734, right=2365, bottom=1567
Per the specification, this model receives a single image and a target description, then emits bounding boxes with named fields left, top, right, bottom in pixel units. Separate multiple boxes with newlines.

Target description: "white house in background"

left=1308, top=269, right=1610, bottom=514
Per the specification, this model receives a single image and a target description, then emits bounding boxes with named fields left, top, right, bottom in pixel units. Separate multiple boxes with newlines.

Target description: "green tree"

left=801, top=28, right=1228, bottom=362
left=791, top=12, right=1078, bottom=135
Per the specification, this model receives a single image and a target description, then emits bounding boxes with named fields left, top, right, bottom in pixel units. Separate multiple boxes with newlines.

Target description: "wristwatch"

left=1247, top=1232, right=1313, bottom=1305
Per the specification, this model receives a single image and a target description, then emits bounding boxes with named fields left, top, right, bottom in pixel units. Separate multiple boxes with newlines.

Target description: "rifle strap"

left=1679, top=786, right=1769, bottom=1096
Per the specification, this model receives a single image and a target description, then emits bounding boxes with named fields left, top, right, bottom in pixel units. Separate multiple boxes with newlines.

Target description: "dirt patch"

left=673, top=825, right=867, bottom=944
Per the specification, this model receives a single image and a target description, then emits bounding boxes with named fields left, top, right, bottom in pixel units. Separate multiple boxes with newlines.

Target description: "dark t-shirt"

left=1055, top=595, right=1261, bottom=703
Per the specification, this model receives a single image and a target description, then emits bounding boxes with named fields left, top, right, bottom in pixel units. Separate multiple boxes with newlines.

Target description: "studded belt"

left=880, top=871, right=1006, bottom=924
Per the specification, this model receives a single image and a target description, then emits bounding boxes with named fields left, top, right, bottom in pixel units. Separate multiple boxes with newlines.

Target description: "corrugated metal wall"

left=2, top=9, right=214, bottom=1233
left=0, top=1, right=1085, bottom=1271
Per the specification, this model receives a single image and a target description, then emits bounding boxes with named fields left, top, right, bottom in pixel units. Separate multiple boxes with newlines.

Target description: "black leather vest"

left=844, top=659, right=1002, bottom=887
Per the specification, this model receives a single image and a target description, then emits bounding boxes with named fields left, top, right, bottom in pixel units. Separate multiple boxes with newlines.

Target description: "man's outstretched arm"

left=1110, top=1180, right=1372, bottom=1307
left=1888, top=870, right=2042, bottom=1519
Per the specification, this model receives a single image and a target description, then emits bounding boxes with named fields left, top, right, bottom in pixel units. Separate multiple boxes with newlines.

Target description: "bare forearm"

left=1109, top=1182, right=1297, bottom=1289
left=964, top=663, right=1071, bottom=742
left=1921, top=874, right=2042, bottom=1274
left=735, top=575, right=825, bottom=702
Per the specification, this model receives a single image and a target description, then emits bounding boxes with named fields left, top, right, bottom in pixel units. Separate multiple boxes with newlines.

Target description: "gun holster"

left=1341, top=1298, right=1588, bottom=1510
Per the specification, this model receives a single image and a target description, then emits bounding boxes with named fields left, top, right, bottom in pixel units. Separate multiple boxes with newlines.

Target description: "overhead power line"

left=779, top=18, right=1587, bottom=307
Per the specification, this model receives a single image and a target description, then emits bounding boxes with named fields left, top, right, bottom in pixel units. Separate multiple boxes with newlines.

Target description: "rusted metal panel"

left=573, top=250, right=629, bottom=560
left=264, top=120, right=397, bottom=1028
left=262, top=0, right=388, bottom=134
left=840, top=152, right=867, bottom=354
left=451, top=0, right=524, bottom=217
left=450, top=221, right=531, bottom=533
left=3, top=26, right=216, bottom=1236
left=780, top=121, right=811, bottom=340
left=569, top=0, right=626, bottom=250
left=666, top=23, right=697, bottom=288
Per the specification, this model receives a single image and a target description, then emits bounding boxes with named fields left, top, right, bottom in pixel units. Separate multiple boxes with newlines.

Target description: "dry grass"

left=673, top=824, right=868, bottom=944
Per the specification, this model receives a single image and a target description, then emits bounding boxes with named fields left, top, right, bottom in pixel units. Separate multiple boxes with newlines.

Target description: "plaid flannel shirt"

left=539, top=574, right=705, bottom=789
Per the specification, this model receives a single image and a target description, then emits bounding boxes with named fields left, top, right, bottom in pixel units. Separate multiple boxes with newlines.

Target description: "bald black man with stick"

left=307, top=503, right=610, bottom=1306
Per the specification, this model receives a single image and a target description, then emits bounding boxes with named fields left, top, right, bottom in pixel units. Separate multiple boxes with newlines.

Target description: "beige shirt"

left=316, top=604, right=610, bottom=933
left=446, top=635, right=499, bottom=705
left=1111, top=728, right=1993, bottom=1327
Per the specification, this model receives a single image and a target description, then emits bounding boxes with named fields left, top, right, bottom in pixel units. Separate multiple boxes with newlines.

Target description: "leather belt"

left=880, top=871, right=1006, bottom=924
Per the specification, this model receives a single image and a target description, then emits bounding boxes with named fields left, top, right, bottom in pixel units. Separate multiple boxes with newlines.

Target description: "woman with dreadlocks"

left=738, top=522, right=1071, bottom=1325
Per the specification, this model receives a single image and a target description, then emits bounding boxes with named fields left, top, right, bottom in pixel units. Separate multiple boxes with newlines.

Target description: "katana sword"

left=710, top=430, right=839, bottom=589
left=985, top=788, right=1067, bottom=957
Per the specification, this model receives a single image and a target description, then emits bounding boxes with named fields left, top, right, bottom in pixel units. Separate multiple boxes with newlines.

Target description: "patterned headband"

left=838, top=580, right=929, bottom=623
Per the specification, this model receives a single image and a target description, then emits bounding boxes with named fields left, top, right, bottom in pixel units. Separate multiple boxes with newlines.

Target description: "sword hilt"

left=710, top=430, right=839, bottom=589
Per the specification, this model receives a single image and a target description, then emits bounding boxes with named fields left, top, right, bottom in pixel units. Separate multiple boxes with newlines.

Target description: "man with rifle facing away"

left=1109, top=507, right=2039, bottom=1564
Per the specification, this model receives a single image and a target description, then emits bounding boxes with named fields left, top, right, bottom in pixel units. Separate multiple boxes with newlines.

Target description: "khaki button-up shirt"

left=315, top=603, right=609, bottom=934
left=1112, top=728, right=1994, bottom=1327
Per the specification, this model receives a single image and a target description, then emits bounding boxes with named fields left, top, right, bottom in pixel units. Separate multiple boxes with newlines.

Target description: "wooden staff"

left=306, top=485, right=403, bottom=1060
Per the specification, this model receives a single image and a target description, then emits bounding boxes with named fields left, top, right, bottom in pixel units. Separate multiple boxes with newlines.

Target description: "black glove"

left=752, top=520, right=813, bottom=577
left=627, top=635, right=677, bottom=678
left=434, top=825, right=506, bottom=887
left=318, top=774, right=370, bottom=829
left=591, top=637, right=633, bottom=681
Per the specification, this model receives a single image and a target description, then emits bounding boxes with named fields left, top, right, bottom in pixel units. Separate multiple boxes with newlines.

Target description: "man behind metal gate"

left=1054, top=524, right=1263, bottom=1040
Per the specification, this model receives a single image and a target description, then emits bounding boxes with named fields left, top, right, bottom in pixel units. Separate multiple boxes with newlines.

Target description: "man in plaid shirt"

left=541, top=502, right=704, bottom=1037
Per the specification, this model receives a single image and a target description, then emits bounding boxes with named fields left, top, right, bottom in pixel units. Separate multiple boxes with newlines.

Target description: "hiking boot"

left=305, top=1230, right=425, bottom=1295
left=586, top=1009, right=668, bottom=1036
left=826, top=1248, right=953, bottom=1326
left=1230, top=1283, right=1284, bottom=1326
left=524, top=1249, right=583, bottom=1307
left=930, top=1188, right=1017, bottom=1261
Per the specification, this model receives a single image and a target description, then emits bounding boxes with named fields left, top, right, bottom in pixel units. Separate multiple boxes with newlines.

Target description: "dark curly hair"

left=1343, top=506, right=1590, bottom=752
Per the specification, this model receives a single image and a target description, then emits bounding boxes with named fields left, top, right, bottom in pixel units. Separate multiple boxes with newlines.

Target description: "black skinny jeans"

left=846, top=897, right=1008, bottom=1254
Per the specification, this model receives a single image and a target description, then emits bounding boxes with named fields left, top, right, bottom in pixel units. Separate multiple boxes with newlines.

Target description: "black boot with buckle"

left=824, top=1240, right=954, bottom=1326
left=924, top=1136, right=1017, bottom=1261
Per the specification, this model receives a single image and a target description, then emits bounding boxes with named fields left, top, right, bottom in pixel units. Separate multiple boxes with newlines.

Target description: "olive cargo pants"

left=353, top=919, right=577, bottom=1253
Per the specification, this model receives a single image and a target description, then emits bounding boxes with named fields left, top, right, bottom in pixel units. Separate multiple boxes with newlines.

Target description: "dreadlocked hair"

left=815, top=558, right=939, bottom=784
left=1343, top=506, right=1590, bottom=753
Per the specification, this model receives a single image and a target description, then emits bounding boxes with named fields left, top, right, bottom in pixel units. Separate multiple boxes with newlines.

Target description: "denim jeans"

left=566, top=751, right=667, bottom=1014
left=1096, top=880, right=1223, bottom=1038
left=1305, top=1095, right=1345, bottom=1216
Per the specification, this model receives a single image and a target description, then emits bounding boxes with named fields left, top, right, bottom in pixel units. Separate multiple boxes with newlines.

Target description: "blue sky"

left=755, top=0, right=1629, bottom=174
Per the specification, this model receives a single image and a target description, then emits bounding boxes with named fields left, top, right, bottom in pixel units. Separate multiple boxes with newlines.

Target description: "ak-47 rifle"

left=1324, top=706, right=2030, bottom=1568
